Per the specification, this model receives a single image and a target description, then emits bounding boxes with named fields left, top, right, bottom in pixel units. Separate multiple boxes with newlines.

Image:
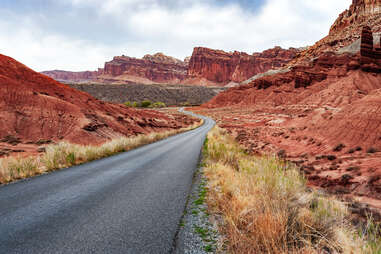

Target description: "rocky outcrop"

left=42, top=70, right=102, bottom=83
left=330, top=0, right=381, bottom=34
left=187, top=47, right=298, bottom=85
left=101, top=53, right=187, bottom=84
left=361, top=26, right=374, bottom=58
left=359, top=26, right=381, bottom=72
left=290, top=0, right=381, bottom=66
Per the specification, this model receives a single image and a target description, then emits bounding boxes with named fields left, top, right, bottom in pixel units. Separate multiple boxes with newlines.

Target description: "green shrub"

left=124, top=101, right=140, bottom=107
left=140, top=100, right=152, bottom=108
left=150, top=102, right=166, bottom=108
left=124, top=101, right=132, bottom=107
left=66, top=152, right=76, bottom=166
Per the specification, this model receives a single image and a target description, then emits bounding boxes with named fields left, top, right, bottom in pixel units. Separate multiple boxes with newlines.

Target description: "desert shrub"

left=203, top=126, right=370, bottom=254
left=360, top=217, right=381, bottom=253
left=333, top=143, right=346, bottom=152
left=140, top=100, right=152, bottom=108
left=367, top=147, right=379, bottom=154
left=66, top=152, right=76, bottom=166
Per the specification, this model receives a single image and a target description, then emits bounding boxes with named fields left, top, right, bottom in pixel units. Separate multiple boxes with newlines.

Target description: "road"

left=0, top=110, right=215, bottom=254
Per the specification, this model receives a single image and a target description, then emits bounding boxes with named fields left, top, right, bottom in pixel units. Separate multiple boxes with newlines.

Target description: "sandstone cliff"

left=41, top=69, right=102, bottom=83
left=186, top=46, right=298, bottom=86
left=100, top=53, right=187, bottom=84
left=330, top=0, right=381, bottom=34
left=292, top=0, right=381, bottom=64
left=43, top=47, right=299, bottom=86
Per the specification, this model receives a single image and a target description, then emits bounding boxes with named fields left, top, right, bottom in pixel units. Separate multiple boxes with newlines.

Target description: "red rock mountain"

left=293, top=0, right=381, bottom=64
left=187, top=46, right=298, bottom=86
left=0, top=54, right=194, bottom=156
left=42, top=47, right=298, bottom=86
left=99, top=53, right=188, bottom=84
left=41, top=69, right=101, bottom=83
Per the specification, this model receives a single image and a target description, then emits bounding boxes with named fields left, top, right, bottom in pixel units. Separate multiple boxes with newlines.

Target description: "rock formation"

left=0, top=54, right=197, bottom=157
left=186, top=46, right=298, bottom=85
left=43, top=53, right=188, bottom=85
left=359, top=26, right=381, bottom=72
left=290, top=0, right=381, bottom=65
left=43, top=47, right=298, bottom=86
left=360, top=26, right=374, bottom=58
left=100, top=53, right=187, bottom=84
left=41, top=70, right=102, bottom=83
left=330, top=0, right=381, bottom=34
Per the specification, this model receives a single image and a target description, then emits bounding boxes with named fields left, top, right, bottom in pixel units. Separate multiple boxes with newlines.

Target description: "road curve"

left=0, top=110, right=215, bottom=254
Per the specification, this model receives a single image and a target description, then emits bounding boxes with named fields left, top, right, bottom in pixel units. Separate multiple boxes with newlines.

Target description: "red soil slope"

left=0, top=54, right=196, bottom=157
left=198, top=25, right=381, bottom=213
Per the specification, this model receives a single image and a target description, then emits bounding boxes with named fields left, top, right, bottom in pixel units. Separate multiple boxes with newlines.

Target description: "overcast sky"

left=0, top=0, right=351, bottom=72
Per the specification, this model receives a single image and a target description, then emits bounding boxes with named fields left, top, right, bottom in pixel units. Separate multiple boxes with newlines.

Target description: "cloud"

left=0, top=0, right=351, bottom=71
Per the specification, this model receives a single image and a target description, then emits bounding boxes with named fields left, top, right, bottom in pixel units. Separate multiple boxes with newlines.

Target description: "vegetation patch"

left=202, top=126, right=380, bottom=254
left=124, top=100, right=166, bottom=108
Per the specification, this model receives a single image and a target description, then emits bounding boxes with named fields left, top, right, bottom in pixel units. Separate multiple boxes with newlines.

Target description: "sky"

left=0, top=0, right=351, bottom=72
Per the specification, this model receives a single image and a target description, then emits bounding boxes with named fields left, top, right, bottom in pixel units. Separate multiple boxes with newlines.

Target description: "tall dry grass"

left=0, top=120, right=202, bottom=184
left=203, top=127, right=378, bottom=254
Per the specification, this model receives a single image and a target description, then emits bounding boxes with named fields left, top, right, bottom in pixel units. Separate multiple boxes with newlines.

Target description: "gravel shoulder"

left=174, top=165, right=223, bottom=254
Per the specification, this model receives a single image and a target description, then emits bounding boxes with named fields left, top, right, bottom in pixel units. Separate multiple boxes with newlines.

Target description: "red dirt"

left=0, top=54, right=198, bottom=157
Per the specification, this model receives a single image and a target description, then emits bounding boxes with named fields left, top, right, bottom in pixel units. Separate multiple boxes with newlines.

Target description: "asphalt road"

left=0, top=110, right=215, bottom=254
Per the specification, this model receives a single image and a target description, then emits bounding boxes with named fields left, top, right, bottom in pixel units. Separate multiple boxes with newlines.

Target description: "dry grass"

left=203, top=126, right=378, bottom=254
left=0, top=120, right=202, bottom=184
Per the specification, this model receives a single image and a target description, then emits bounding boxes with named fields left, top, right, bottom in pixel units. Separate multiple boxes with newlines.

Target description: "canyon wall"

left=41, top=69, right=102, bottom=83
left=101, top=53, right=188, bottom=84
left=43, top=47, right=298, bottom=86
left=186, top=46, right=298, bottom=85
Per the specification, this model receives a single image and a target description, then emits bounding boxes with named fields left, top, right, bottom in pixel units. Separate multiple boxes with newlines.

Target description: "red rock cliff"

left=42, top=69, right=102, bottom=83
left=291, top=0, right=381, bottom=65
left=187, top=46, right=298, bottom=85
left=330, top=0, right=381, bottom=34
left=102, top=53, right=187, bottom=84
